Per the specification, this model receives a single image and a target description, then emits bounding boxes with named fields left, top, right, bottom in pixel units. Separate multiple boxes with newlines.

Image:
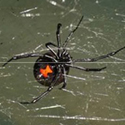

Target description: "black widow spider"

left=3, top=16, right=125, bottom=104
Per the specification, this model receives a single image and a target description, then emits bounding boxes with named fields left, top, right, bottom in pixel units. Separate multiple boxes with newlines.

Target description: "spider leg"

left=45, top=42, right=59, bottom=59
left=74, top=46, right=125, bottom=62
left=44, top=55, right=58, bottom=63
left=66, top=64, right=106, bottom=72
left=20, top=86, right=53, bottom=104
left=63, top=16, right=84, bottom=48
left=2, top=53, right=41, bottom=67
left=20, top=67, right=59, bottom=104
left=56, top=23, right=62, bottom=58
left=59, top=65, right=67, bottom=89
left=56, top=23, right=62, bottom=48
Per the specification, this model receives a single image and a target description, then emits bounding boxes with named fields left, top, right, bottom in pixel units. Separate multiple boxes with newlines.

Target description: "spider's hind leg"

left=2, top=53, right=41, bottom=67
left=20, top=86, right=54, bottom=104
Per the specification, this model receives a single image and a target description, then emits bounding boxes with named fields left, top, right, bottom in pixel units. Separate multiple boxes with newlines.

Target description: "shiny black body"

left=33, top=52, right=70, bottom=87
left=2, top=16, right=125, bottom=104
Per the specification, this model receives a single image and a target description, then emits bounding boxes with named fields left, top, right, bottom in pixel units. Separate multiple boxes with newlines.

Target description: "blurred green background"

left=0, top=0, right=125, bottom=125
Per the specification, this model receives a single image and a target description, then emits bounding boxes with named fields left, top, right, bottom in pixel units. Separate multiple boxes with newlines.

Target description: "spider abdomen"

left=33, top=52, right=70, bottom=87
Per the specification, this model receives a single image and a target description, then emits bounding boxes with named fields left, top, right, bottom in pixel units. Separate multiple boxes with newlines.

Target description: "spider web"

left=0, top=0, right=125, bottom=125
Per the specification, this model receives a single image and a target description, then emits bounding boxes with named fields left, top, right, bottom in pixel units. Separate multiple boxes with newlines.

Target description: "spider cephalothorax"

left=3, top=16, right=125, bottom=104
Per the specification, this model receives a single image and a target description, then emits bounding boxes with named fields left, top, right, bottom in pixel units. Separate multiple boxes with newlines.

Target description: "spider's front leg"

left=63, top=16, right=84, bottom=48
left=2, top=53, right=41, bottom=67
left=56, top=23, right=62, bottom=48
left=45, top=42, right=59, bottom=59
left=74, top=46, right=125, bottom=62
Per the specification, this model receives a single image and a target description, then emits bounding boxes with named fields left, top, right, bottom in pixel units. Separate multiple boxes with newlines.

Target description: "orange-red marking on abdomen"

left=40, top=65, right=53, bottom=78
